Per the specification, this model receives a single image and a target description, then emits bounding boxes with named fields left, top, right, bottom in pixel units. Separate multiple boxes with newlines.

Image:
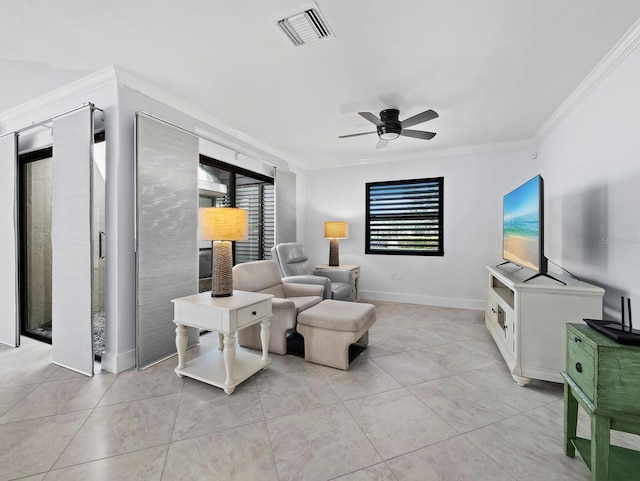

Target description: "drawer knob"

left=575, top=362, right=582, bottom=373
left=252, top=311, right=257, bottom=316
left=574, top=336, right=582, bottom=343
left=491, top=308, right=497, bottom=314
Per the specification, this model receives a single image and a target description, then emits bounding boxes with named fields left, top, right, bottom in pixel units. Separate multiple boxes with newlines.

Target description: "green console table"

left=562, top=323, right=640, bottom=481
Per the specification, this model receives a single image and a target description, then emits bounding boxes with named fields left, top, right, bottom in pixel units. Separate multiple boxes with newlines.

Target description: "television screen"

left=502, top=175, right=544, bottom=272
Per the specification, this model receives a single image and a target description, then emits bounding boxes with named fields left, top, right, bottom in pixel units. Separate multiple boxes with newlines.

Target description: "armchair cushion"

left=273, top=243, right=311, bottom=276
left=282, top=282, right=325, bottom=299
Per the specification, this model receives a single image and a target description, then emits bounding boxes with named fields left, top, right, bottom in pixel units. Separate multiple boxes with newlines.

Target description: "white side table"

left=172, top=290, right=272, bottom=394
left=315, top=264, right=361, bottom=301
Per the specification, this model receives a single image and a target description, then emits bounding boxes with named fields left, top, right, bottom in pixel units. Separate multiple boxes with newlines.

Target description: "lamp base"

left=211, top=240, right=233, bottom=297
left=212, top=292, right=233, bottom=298
left=329, top=239, right=340, bottom=267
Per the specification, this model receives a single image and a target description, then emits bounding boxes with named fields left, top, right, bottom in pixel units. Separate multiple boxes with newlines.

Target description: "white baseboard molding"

left=360, top=290, right=486, bottom=311
left=100, top=348, right=136, bottom=374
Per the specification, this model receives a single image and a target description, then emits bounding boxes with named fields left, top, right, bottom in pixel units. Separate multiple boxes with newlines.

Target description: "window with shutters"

left=366, top=177, right=444, bottom=256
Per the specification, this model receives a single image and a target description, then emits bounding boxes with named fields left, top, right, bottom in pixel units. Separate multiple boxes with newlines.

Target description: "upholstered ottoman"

left=296, top=300, right=376, bottom=370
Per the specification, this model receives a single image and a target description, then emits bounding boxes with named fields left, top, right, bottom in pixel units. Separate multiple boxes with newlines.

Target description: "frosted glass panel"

left=275, top=168, right=296, bottom=244
left=135, top=113, right=199, bottom=369
left=51, top=106, right=94, bottom=376
left=0, top=134, right=19, bottom=347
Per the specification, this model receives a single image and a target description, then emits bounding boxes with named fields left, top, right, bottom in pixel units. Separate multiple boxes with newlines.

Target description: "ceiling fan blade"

left=338, top=131, right=377, bottom=138
left=401, top=109, right=439, bottom=128
left=376, top=139, right=389, bottom=149
left=358, top=112, right=384, bottom=126
left=400, top=129, right=436, bottom=140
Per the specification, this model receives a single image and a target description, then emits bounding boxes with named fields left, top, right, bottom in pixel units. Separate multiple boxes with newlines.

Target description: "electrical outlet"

left=391, top=272, right=396, bottom=280
left=396, top=272, right=402, bottom=280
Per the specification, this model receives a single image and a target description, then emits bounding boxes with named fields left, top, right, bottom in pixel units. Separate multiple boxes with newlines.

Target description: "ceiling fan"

left=339, top=108, right=438, bottom=149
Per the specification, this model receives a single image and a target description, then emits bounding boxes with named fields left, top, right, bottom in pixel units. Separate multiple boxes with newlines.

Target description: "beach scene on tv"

left=503, top=176, right=541, bottom=271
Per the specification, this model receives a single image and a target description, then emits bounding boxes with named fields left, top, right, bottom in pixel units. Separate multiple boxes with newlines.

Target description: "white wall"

left=538, top=43, right=640, bottom=318
left=303, top=148, right=537, bottom=309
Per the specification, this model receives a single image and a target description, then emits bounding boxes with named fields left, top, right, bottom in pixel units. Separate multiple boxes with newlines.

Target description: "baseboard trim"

left=360, top=290, right=486, bottom=311
left=100, top=348, right=136, bottom=374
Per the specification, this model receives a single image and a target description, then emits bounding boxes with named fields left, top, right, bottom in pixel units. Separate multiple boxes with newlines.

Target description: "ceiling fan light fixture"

left=379, top=131, right=400, bottom=140
left=377, top=124, right=401, bottom=140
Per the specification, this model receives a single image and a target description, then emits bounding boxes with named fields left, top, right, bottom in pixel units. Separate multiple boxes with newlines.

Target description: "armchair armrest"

left=282, top=282, right=325, bottom=298
left=271, top=298, right=297, bottom=329
left=271, top=297, right=296, bottom=310
left=313, top=268, right=353, bottom=284
left=282, top=275, right=331, bottom=299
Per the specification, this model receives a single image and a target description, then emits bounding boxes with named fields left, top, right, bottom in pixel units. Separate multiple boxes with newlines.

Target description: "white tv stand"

left=485, top=265, right=604, bottom=385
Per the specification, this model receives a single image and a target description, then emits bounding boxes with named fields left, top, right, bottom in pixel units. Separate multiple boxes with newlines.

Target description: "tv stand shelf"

left=485, top=265, right=604, bottom=385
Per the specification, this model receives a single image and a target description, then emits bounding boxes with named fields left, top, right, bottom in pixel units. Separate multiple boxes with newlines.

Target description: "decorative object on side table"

left=324, top=221, right=348, bottom=266
left=562, top=323, right=640, bottom=481
left=199, top=207, right=248, bottom=297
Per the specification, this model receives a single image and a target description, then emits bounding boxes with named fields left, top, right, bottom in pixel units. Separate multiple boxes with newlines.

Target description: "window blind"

left=366, top=177, right=444, bottom=256
left=236, top=183, right=274, bottom=263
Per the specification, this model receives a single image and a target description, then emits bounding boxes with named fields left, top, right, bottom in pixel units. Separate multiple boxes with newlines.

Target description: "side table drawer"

left=567, top=336, right=596, bottom=401
left=237, top=300, right=271, bottom=327
left=567, top=324, right=597, bottom=358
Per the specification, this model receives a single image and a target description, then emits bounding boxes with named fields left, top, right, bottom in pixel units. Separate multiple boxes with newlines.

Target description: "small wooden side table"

left=562, top=323, right=640, bottom=480
left=172, top=290, right=272, bottom=394
left=315, top=264, right=361, bottom=301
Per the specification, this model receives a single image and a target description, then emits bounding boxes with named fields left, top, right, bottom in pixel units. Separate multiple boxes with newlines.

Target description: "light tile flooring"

left=1, top=301, right=638, bottom=480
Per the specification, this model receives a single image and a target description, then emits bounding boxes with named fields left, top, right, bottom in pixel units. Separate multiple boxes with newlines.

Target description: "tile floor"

left=1, top=301, right=638, bottom=480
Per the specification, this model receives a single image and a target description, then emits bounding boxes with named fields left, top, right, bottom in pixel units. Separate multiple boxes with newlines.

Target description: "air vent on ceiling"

left=277, top=3, right=333, bottom=47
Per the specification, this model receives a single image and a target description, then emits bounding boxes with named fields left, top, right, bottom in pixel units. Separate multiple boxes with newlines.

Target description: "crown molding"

left=533, top=17, right=640, bottom=143
left=0, top=66, right=117, bottom=134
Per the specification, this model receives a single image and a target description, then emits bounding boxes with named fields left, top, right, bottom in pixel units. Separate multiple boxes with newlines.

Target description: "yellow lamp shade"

left=200, top=207, right=248, bottom=241
left=324, top=221, right=348, bottom=239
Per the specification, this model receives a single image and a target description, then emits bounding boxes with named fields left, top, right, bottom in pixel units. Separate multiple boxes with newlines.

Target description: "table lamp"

left=200, top=207, right=248, bottom=297
left=324, top=221, right=348, bottom=266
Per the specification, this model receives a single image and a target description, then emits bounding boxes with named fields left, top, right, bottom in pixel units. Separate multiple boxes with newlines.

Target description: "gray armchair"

left=271, top=243, right=354, bottom=301
left=232, top=260, right=324, bottom=354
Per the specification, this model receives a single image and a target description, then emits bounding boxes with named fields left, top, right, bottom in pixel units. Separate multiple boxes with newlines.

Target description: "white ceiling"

left=2, top=0, right=640, bottom=170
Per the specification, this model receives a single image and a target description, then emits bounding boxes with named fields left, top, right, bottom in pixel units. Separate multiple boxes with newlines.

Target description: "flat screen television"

left=502, top=175, right=548, bottom=277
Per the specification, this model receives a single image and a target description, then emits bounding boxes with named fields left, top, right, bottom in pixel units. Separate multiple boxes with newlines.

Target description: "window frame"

left=365, top=176, right=444, bottom=256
